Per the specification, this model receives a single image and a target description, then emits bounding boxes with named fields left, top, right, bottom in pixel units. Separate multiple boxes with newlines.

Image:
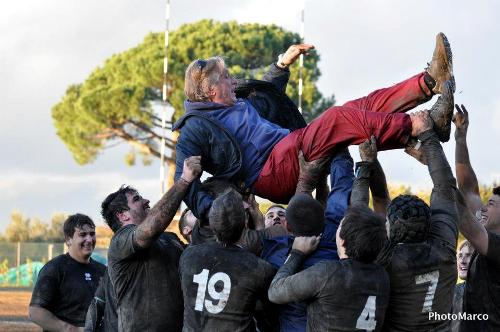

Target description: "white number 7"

left=415, top=270, right=439, bottom=313
left=193, top=269, right=231, bottom=314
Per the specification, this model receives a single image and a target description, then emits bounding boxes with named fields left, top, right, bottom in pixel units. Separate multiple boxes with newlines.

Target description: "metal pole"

left=298, top=1, right=305, bottom=113
left=16, top=242, right=21, bottom=286
left=159, top=0, right=171, bottom=196
left=48, top=243, right=53, bottom=261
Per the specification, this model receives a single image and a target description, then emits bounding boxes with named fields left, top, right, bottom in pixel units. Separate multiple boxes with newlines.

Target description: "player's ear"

left=116, top=211, right=129, bottom=222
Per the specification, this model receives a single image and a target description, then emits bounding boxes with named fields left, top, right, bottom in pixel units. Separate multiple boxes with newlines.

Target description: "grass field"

left=0, top=291, right=40, bottom=332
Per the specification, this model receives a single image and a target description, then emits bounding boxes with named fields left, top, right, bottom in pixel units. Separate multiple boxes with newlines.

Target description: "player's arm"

left=246, top=194, right=264, bottom=230
left=29, top=306, right=82, bottom=332
left=175, top=125, right=215, bottom=221
left=417, top=120, right=458, bottom=247
left=134, top=156, right=202, bottom=249
left=268, top=236, right=325, bottom=304
left=456, top=190, right=489, bottom=255
left=238, top=224, right=289, bottom=256
left=351, top=137, right=377, bottom=208
left=370, top=160, right=391, bottom=216
left=453, top=104, right=482, bottom=213
left=84, top=276, right=106, bottom=332
left=263, top=44, right=315, bottom=92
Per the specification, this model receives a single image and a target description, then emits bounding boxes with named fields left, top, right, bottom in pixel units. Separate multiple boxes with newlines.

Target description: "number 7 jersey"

left=179, top=242, right=276, bottom=332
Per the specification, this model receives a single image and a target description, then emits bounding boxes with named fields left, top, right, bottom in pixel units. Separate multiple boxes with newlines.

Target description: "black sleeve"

left=239, top=225, right=288, bottom=256
left=351, top=161, right=373, bottom=207
left=262, top=63, right=290, bottom=93
left=175, top=126, right=214, bottom=221
left=84, top=276, right=105, bottom=332
left=369, top=160, right=390, bottom=201
left=30, top=259, right=60, bottom=309
left=268, top=250, right=327, bottom=304
left=419, top=130, right=458, bottom=248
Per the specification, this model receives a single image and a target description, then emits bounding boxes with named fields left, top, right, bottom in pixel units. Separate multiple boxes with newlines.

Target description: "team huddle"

left=28, top=33, right=500, bottom=332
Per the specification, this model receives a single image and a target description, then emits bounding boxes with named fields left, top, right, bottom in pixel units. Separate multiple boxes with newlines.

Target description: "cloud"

left=0, top=171, right=158, bottom=201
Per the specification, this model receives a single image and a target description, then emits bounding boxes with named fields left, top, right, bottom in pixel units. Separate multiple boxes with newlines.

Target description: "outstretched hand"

left=410, top=110, right=433, bottom=137
left=279, top=44, right=315, bottom=67
left=181, top=156, right=202, bottom=183
left=453, top=104, right=469, bottom=139
left=359, top=136, right=377, bottom=162
left=292, top=235, right=321, bottom=255
left=296, top=151, right=331, bottom=195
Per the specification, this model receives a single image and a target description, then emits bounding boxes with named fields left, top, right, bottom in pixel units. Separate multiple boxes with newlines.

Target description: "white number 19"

left=193, top=269, right=231, bottom=314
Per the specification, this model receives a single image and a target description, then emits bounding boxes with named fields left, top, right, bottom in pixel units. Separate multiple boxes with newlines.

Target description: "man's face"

left=182, top=210, right=197, bottom=243
left=124, top=191, right=150, bottom=225
left=211, top=66, right=237, bottom=106
left=265, top=207, right=287, bottom=229
left=335, top=218, right=346, bottom=258
left=457, top=244, right=474, bottom=280
left=479, top=194, right=500, bottom=231
left=67, top=224, right=96, bottom=260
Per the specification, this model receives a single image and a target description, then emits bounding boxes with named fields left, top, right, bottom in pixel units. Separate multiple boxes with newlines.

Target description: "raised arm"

left=134, top=156, right=202, bottom=249
left=417, top=112, right=458, bottom=247
left=350, top=137, right=377, bottom=208
left=453, top=104, right=482, bottom=213
left=268, top=236, right=324, bottom=304
left=370, top=160, right=391, bottom=216
left=263, top=44, right=315, bottom=92
left=456, top=190, right=489, bottom=255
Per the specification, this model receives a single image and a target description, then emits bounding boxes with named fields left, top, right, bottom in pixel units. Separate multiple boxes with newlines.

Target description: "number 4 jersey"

left=179, top=242, right=276, bottom=332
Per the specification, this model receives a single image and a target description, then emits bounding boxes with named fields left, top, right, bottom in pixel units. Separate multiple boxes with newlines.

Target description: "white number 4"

left=193, top=269, right=231, bottom=314
left=356, top=295, right=377, bottom=331
left=415, top=270, right=439, bottom=313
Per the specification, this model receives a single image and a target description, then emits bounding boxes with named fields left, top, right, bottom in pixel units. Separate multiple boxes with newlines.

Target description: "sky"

left=1, top=0, right=499, bottom=231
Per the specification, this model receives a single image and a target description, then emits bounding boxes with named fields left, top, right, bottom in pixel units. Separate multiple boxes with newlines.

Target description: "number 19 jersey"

left=179, top=242, right=276, bottom=332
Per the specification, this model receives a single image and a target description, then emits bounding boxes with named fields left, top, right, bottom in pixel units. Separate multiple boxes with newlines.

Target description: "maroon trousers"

left=253, top=72, right=432, bottom=203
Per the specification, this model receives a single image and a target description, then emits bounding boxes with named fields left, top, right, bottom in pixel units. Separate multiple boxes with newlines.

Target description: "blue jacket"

left=260, top=151, right=354, bottom=332
left=173, top=64, right=305, bottom=220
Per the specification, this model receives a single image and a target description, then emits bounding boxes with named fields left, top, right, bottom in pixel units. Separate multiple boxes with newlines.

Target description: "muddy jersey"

left=461, top=231, right=500, bottom=332
left=378, top=197, right=458, bottom=331
left=30, top=254, right=105, bottom=329
left=107, top=225, right=185, bottom=332
left=268, top=251, right=390, bottom=332
left=179, top=242, right=276, bottom=332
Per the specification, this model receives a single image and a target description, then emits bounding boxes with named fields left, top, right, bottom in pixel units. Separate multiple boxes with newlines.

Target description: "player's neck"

left=68, top=251, right=91, bottom=264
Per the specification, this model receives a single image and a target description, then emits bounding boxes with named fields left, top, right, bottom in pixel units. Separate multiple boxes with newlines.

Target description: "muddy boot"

left=428, top=80, right=454, bottom=142
left=426, top=32, right=455, bottom=94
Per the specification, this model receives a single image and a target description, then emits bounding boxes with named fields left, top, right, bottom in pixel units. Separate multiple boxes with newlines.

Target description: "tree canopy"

left=52, top=20, right=334, bottom=166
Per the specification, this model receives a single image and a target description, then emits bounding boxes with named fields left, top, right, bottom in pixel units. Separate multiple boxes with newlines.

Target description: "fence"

left=0, top=242, right=108, bottom=288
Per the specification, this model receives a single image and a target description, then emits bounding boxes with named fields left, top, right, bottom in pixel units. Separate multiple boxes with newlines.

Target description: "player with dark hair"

left=267, top=202, right=390, bottom=331
left=30, top=214, right=106, bottom=331
left=261, top=150, right=353, bottom=331
left=179, top=190, right=276, bottom=331
left=179, top=208, right=198, bottom=243
left=101, top=156, right=201, bottom=332
left=264, top=205, right=288, bottom=230
left=452, top=104, right=500, bottom=331
left=354, top=105, right=459, bottom=331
